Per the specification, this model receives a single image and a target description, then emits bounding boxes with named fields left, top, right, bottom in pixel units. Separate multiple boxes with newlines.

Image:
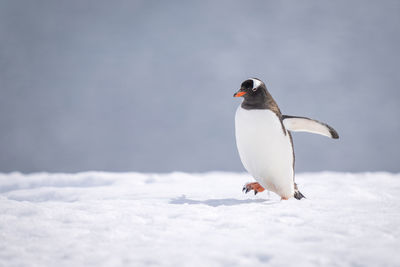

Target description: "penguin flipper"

left=282, top=115, right=339, bottom=139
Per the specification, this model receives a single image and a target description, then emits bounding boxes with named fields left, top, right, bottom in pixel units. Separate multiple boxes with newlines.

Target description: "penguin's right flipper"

left=282, top=115, right=339, bottom=139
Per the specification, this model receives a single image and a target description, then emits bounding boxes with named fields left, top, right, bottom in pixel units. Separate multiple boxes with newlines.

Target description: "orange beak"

left=233, top=91, right=246, bottom=97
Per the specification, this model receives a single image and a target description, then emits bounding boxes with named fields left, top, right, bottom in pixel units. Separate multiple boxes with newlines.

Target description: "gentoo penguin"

left=234, top=78, right=339, bottom=200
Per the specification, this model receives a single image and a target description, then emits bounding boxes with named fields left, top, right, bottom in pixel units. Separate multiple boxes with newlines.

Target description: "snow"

left=0, top=171, right=399, bottom=267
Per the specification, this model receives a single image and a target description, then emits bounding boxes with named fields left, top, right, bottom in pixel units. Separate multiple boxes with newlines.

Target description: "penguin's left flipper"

left=282, top=115, right=339, bottom=139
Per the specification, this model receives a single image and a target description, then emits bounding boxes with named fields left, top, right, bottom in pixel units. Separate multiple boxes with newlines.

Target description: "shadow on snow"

left=170, top=195, right=277, bottom=207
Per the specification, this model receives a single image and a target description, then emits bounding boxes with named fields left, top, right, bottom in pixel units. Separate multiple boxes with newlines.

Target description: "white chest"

left=235, top=106, right=294, bottom=197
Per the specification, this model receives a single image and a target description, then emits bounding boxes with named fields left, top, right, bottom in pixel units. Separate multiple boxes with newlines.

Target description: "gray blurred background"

left=1, top=0, right=399, bottom=173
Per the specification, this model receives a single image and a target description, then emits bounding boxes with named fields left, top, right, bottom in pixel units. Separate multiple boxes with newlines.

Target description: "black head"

left=233, top=78, right=279, bottom=111
left=233, top=78, right=267, bottom=98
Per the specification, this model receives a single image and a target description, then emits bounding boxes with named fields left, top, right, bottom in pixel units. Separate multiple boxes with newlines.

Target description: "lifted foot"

left=242, top=182, right=265, bottom=195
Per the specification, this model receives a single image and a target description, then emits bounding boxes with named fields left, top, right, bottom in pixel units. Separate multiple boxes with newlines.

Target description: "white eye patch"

left=249, top=78, right=262, bottom=91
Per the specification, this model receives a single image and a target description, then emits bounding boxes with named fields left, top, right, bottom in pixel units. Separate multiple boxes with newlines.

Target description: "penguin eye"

left=252, top=87, right=257, bottom=92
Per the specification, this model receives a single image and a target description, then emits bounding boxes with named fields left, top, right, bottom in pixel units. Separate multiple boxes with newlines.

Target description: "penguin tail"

left=294, top=190, right=306, bottom=200
left=294, top=183, right=306, bottom=200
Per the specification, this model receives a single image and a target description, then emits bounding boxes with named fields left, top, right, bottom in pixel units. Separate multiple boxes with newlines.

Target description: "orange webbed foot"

left=242, top=182, right=265, bottom=195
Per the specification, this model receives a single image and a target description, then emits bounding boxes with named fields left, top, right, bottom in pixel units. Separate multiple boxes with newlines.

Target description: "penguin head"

left=233, top=78, right=266, bottom=98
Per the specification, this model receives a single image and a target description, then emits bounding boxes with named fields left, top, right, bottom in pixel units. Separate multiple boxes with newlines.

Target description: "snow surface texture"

left=0, top=172, right=399, bottom=267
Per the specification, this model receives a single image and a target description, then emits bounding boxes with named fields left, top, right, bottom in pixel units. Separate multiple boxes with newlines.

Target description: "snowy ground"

left=0, top=171, right=399, bottom=267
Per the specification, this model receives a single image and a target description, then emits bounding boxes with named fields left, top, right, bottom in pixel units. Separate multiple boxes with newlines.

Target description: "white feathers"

left=249, top=78, right=262, bottom=90
left=282, top=116, right=338, bottom=139
left=235, top=107, right=294, bottom=199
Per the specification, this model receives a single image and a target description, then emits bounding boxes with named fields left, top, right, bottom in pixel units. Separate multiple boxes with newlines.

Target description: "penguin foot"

left=242, top=182, right=265, bottom=195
